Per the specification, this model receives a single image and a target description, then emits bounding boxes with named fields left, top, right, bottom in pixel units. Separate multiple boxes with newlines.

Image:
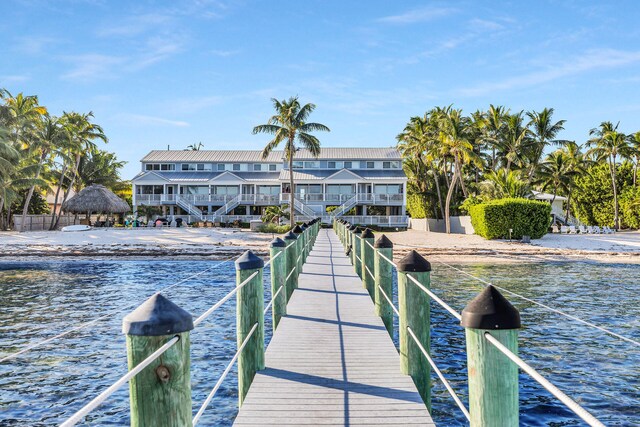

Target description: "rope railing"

left=377, top=284, right=399, bottom=317
left=435, top=259, right=640, bottom=348
left=483, top=332, right=605, bottom=427
left=0, top=257, right=235, bottom=364
left=60, top=335, right=181, bottom=427
left=264, top=285, right=284, bottom=315
left=406, top=274, right=462, bottom=321
left=192, top=323, right=259, bottom=426
left=407, top=327, right=470, bottom=421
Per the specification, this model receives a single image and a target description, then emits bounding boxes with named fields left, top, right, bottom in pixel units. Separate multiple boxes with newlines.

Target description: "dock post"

left=461, top=285, right=520, bottom=427
left=348, top=225, right=356, bottom=261
left=361, top=228, right=375, bottom=298
left=269, top=237, right=287, bottom=330
left=374, top=234, right=394, bottom=336
left=235, top=250, right=265, bottom=406
left=397, top=250, right=432, bottom=410
left=300, top=224, right=309, bottom=263
left=283, top=231, right=298, bottom=301
left=353, top=227, right=363, bottom=278
left=292, top=225, right=303, bottom=279
left=123, top=293, right=194, bottom=427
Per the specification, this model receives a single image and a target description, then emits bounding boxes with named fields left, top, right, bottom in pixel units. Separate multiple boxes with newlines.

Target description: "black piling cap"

left=301, top=224, right=308, bottom=230
left=270, top=237, right=286, bottom=248
left=461, top=285, right=521, bottom=330
left=292, top=225, right=303, bottom=234
left=353, top=226, right=363, bottom=234
left=235, top=250, right=265, bottom=270
left=397, top=250, right=431, bottom=272
left=123, top=293, right=194, bottom=336
left=361, top=228, right=375, bottom=239
left=348, top=225, right=357, bottom=231
left=374, top=234, right=393, bottom=249
left=283, top=230, right=297, bottom=240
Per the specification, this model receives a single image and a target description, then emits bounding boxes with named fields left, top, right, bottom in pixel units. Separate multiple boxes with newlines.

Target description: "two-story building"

left=131, top=147, right=408, bottom=227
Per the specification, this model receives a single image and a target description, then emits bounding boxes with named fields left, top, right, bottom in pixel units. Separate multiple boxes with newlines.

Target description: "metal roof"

left=279, top=168, right=406, bottom=181
left=141, top=147, right=401, bottom=162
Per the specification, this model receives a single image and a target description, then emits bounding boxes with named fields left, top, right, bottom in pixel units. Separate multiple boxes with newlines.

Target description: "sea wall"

left=409, top=216, right=475, bottom=234
left=12, top=214, right=79, bottom=231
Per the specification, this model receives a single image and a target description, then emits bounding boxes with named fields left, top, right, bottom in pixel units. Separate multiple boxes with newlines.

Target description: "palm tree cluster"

left=398, top=105, right=640, bottom=232
left=0, top=89, right=127, bottom=230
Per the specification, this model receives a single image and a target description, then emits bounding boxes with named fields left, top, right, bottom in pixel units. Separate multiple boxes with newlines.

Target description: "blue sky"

left=2, top=0, right=640, bottom=179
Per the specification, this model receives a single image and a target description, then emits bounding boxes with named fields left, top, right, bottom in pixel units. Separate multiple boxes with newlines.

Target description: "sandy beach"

left=2, top=227, right=640, bottom=263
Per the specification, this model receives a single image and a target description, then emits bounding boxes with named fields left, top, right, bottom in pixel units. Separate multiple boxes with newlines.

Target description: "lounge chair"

left=560, top=225, right=569, bottom=234
left=568, top=226, right=577, bottom=234
left=578, top=225, right=588, bottom=234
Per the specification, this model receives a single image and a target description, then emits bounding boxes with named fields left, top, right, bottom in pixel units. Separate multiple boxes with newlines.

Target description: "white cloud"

left=97, top=13, right=173, bottom=37
left=456, top=49, right=640, bottom=97
left=60, top=54, right=125, bottom=81
left=376, top=6, right=458, bottom=25
left=116, top=114, right=190, bottom=127
left=210, top=49, right=241, bottom=57
left=0, top=75, right=29, bottom=85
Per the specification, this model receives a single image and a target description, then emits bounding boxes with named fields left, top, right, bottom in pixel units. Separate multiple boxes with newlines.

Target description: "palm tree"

left=437, top=108, right=481, bottom=233
left=186, top=142, right=204, bottom=151
left=587, top=121, right=631, bottom=229
left=481, top=104, right=508, bottom=171
left=479, top=169, right=532, bottom=199
left=253, top=97, right=329, bottom=227
left=262, top=205, right=290, bottom=224
left=629, top=132, right=640, bottom=187
left=535, top=150, right=573, bottom=205
left=76, top=149, right=126, bottom=190
left=526, top=108, right=566, bottom=179
left=560, top=141, right=589, bottom=221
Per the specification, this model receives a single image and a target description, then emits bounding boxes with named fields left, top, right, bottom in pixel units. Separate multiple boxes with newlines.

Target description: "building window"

left=160, top=164, right=176, bottom=171
left=304, top=161, right=319, bottom=168
left=145, top=164, right=153, bottom=171
left=196, top=164, right=205, bottom=171
left=269, top=164, right=277, bottom=171
left=367, top=161, right=375, bottom=169
left=328, top=161, right=336, bottom=168
left=217, top=164, right=225, bottom=171
left=292, top=161, right=303, bottom=169
left=383, top=161, right=400, bottom=169
left=182, top=164, right=196, bottom=171
left=344, top=161, right=352, bottom=168
left=253, top=164, right=262, bottom=171
left=232, top=164, right=240, bottom=171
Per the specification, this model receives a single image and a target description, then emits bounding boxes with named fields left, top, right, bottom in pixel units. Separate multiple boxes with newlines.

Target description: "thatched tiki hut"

left=62, top=184, right=130, bottom=225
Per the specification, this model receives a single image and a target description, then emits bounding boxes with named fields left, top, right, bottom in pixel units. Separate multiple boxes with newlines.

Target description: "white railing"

left=138, top=192, right=403, bottom=206
left=212, top=195, right=242, bottom=217
left=176, top=196, right=204, bottom=220
left=331, top=195, right=357, bottom=217
left=136, top=194, right=163, bottom=204
left=339, top=215, right=408, bottom=226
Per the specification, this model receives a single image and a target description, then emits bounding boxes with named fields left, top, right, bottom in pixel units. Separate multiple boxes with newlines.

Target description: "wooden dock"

left=233, top=230, right=434, bottom=426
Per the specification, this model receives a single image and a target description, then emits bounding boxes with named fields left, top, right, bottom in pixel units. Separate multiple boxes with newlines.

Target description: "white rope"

left=407, top=327, right=470, bottom=421
left=365, top=240, right=375, bottom=250
left=285, top=266, right=296, bottom=282
left=60, top=335, right=180, bottom=427
left=263, top=250, right=283, bottom=268
left=378, top=252, right=396, bottom=268
left=193, top=270, right=259, bottom=327
left=437, top=260, right=640, bottom=348
left=377, top=285, right=400, bottom=317
left=483, top=332, right=605, bottom=427
left=365, top=265, right=375, bottom=281
left=406, top=274, right=462, bottom=321
left=0, top=258, right=234, bottom=363
left=355, top=253, right=362, bottom=262
left=192, top=323, right=258, bottom=425
left=264, top=285, right=285, bottom=315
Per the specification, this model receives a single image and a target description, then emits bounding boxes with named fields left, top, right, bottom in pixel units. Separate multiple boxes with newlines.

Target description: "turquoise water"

left=0, top=260, right=638, bottom=426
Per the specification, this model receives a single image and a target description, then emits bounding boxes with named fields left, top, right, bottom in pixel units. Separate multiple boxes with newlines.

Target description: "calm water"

left=0, top=260, right=638, bottom=426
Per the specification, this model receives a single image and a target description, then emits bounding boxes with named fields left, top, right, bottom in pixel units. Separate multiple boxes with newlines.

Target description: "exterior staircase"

left=176, top=195, right=204, bottom=221
left=211, top=194, right=241, bottom=218
left=292, top=197, right=316, bottom=220
left=330, top=195, right=357, bottom=218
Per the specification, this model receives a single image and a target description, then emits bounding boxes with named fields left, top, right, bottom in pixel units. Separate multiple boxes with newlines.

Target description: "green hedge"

left=256, top=223, right=291, bottom=234
left=469, top=198, right=551, bottom=239
left=406, top=193, right=428, bottom=219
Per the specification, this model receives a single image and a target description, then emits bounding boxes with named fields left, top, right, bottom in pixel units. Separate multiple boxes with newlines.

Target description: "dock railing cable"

left=0, top=256, right=236, bottom=364
left=334, top=221, right=607, bottom=427
left=57, top=219, right=321, bottom=426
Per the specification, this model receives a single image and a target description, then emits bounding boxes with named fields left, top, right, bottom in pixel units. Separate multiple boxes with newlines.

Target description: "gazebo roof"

left=62, top=184, right=130, bottom=213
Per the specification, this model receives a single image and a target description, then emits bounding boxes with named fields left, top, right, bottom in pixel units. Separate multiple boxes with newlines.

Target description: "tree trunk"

left=288, top=138, right=295, bottom=229
left=456, top=160, right=468, bottom=198
left=54, top=154, right=81, bottom=229
left=445, top=167, right=458, bottom=234
left=49, top=164, right=68, bottom=230
left=20, top=151, right=47, bottom=231
left=433, top=173, right=445, bottom=220
left=565, top=192, right=572, bottom=224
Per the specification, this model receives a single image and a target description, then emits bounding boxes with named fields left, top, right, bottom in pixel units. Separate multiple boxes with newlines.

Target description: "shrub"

left=619, top=186, right=640, bottom=229
left=469, top=198, right=551, bottom=239
left=406, top=193, right=428, bottom=219
left=459, top=196, right=482, bottom=214
left=256, top=223, right=291, bottom=234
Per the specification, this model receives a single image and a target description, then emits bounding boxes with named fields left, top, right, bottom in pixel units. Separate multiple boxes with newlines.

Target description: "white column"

left=402, top=181, right=407, bottom=215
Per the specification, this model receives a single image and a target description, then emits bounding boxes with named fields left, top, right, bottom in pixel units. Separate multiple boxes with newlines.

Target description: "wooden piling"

left=269, top=238, right=287, bottom=330
left=123, top=293, right=194, bottom=427
left=353, top=227, right=363, bottom=278
left=292, top=225, right=303, bottom=280
left=283, top=231, right=298, bottom=301
left=461, top=285, right=521, bottom=427
left=374, top=234, right=394, bottom=337
left=235, top=250, right=265, bottom=406
left=361, top=228, right=375, bottom=298
left=397, top=250, right=432, bottom=410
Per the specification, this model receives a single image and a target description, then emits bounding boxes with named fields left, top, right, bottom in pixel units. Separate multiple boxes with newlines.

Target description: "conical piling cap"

left=353, top=226, right=363, bottom=234
left=397, top=250, right=431, bottom=272
left=270, top=237, right=286, bottom=248
left=292, top=225, right=303, bottom=234
left=301, top=224, right=308, bottom=230
left=123, top=293, right=193, bottom=336
left=374, top=234, right=393, bottom=249
left=348, top=225, right=357, bottom=231
left=284, top=230, right=297, bottom=240
left=461, top=285, right=521, bottom=330
left=361, top=228, right=375, bottom=239
left=235, top=250, right=265, bottom=270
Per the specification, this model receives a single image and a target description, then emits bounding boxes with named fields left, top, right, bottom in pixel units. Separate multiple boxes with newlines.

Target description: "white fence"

left=13, top=214, right=79, bottom=231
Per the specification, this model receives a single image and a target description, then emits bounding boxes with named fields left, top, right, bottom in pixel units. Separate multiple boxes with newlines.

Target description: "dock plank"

left=233, top=230, right=434, bottom=426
